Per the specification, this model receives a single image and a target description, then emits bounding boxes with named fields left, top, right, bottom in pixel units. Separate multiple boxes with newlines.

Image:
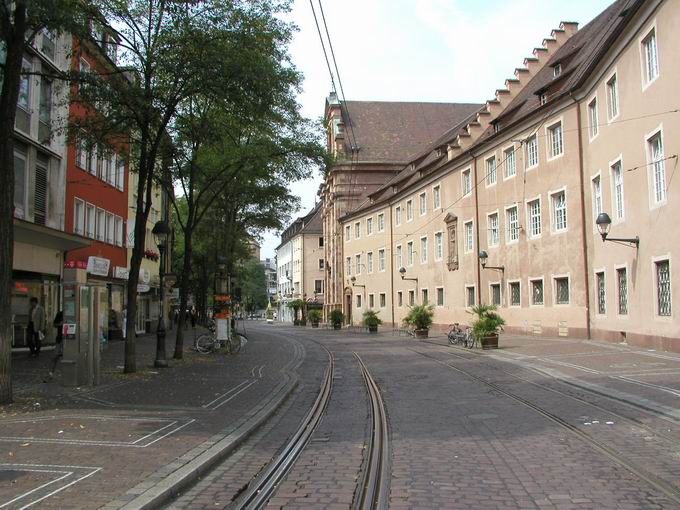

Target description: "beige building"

left=336, top=0, right=679, bottom=351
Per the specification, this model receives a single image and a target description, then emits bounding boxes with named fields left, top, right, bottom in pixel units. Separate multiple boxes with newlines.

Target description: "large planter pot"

left=368, top=325, right=378, bottom=334
left=311, top=322, right=319, bottom=328
left=479, top=334, right=499, bottom=350
left=293, top=319, right=300, bottom=326
left=415, top=329, right=429, bottom=339
left=333, top=323, right=341, bottom=330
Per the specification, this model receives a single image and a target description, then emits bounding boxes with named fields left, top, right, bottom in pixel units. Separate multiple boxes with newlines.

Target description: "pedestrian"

left=27, top=297, right=45, bottom=357
left=190, top=307, right=197, bottom=329
left=44, top=311, right=64, bottom=382
left=122, top=306, right=127, bottom=339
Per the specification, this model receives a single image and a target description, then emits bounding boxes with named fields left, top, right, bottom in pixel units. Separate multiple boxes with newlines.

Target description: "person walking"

left=44, top=311, right=64, bottom=382
left=27, top=297, right=45, bottom=357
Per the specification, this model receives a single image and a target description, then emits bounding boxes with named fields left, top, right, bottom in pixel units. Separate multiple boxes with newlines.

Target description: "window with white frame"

left=85, top=203, right=95, bottom=238
left=588, top=98, right=599, bottom=138
left=648, top=132, right=666, bottom=204
left=96, top=208, right=105, bottom=241
left=407, top=241, right=414, bottom=266
left=462, top=168, right=472, bottom=196
left=526, top=135, right=539, bottom=168
left=548, top=122, right=563, bottom=158
left=530, top=279, right=544, bottom=305
left=420, top=237, right=428, bottom=263
left=509, top=281, right=521, bottom=306
left=506, top=206, right=519, bottom=242
left=345, top=225, right=351, bottom=241
left=355, top=254, right=361, bottom=274
left=395, top=206, right=402, bottom=226
left=553, top=63, right=562, bottom=77
left=408, top=290, right=415, bottom=306
left=315, top=280, right=324, bottom=294
left=74, top=199, right=85, bottom=235
left=611, top=160, right=625, bottom=220
left=551, top=191, right=567, bottom=232
left=421, top=288, right=429, bottom=304
left=319, top=258, right=325, bottom=270
left=366, top=217, right=373, bottom=235
left=486, top=156, right=497, bottom=185
left=487, top=213, right=499, bottom=247
left=378, top=249, right=386, bottom=271
left=379, top=293, right=386, bottom=308
left=466, top=286, right=475, bottom=307
left=378, top=212, right=385, bottom=232
left=555, top=277, right=569, bottom=305
left=406, top=200, right=413, bottom=221
left=490, top=283, right=501, bottom=306
left=434, top=232, right=443, bottom=260
left=17, top=58, right=31, bottom=112
left=368, top=294, right=374, bottom=309
left=504, top=147, right=516, bottom=178
left=346, top=256, right=351, bottom=276
left=114, top=216, right=123, bottom=246
left=528, top=199, right=541, bottom=238
left=354, top=222, right=360, bottom=239
left=436, top=287, right=444, bottom=306
left=106, top=212, right=114, bottom=244
left=367, top=251, right=373, bottom=273
left=433, top=185, right=441, bottom=209
left=396, top=244, right=402, bottom=268
left=539, top=93, right=548, bottom=106
left=596, top=271, right=606, bottom=314
left=592, top=175, right=603, bottom=218
left=607, top=74, right=619, bottom=119
left=656, top=259, right=671, bottom=316
left=419, top=192, right=426, bottom=215
left=464, top=221, right=473, bottom=253
left=617, top=267, right=628, bottom=315
left=642, top=28, right=659, bottom=84
left=356, top=294, right=362, bottom=308
left=397, top=291, right=403, bottom=307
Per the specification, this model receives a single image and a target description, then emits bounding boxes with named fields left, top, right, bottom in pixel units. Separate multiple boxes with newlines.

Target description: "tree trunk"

left=0, top=5, right=28, bottom=405
left=174, top=228, right=193, bottom=359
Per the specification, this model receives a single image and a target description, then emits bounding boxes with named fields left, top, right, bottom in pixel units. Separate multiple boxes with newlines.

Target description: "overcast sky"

left=259, top=0, right=614, bottom=260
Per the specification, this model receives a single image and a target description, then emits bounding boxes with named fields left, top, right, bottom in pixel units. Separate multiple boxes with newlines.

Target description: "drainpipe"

left=472, top=154, right=482, bottom=305
left=389, top=203, right=395, bottom=328
left=573, top=94, right=592, bottom=339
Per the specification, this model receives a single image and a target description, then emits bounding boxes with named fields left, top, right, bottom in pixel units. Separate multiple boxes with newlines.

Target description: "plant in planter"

left=362, top=309, right=383, bottom=333
left=288, top=299, right=305, bottom=325
left=470, top=304, right=505, bottom=349
left=403, top=304, right=435, bottom=338
left=308, top=309, right=322, bottom=328
left=329, top=309, right=344, bottom=330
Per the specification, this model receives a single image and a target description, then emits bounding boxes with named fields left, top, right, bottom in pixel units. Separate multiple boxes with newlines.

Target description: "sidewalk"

left=1, top=325, right=301, bottom=509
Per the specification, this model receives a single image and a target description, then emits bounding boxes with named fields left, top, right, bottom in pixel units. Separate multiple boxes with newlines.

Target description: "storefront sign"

left=64, top=260, right=88, bottom=270
left=137, top=284, right=150, bottom=293
left=87, top=257, right=111, bottom=277
left=140, top=268, right=151, bottom=284
left=168, top=288, right=180, bottom=299
left=114, top=267, right=129, bottom=280
left=215, top=294, right=231, bottom=303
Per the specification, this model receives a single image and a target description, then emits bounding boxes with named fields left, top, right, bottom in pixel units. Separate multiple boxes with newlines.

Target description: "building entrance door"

left=344, top=290, right=352, bottom=325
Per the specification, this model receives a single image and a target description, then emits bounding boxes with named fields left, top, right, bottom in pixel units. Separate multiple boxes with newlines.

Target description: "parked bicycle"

left=194, top=329, right=241, bottom=355
left=447, top=323, right=475, bottom=348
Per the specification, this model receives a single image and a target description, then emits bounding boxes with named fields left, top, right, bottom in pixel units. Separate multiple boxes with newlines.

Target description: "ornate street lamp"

left=152, top=220, right=171, bottom=368
left=478, top=250, right=505, bottom=272
left=595, top=212, right=640, bottom=247
left=350, top=275, right=365, bottom=289
left=399, top=266, right=419, bottom=284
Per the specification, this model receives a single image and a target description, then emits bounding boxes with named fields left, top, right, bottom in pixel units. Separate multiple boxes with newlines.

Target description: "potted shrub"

left=308, top=309, right=321, bottom=328
left=403, top=304, right=434, bottom=338
left=288, top=299, right=305, bottom=325
left=363, top=309, right=382, bottom=333
left=471, top=304, right=505, bottom=349
left=329, top=309, right=344, bottom=330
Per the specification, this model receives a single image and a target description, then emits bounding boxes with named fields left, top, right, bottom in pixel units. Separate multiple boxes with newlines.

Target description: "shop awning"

left=14, top=218, right=91, bottom=252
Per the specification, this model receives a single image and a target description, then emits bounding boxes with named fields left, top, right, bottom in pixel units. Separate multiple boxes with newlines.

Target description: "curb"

left=104, top=372, right=299, bottom=510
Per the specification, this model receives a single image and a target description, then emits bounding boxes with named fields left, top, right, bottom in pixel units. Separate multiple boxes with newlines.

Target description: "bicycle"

left=447, top=323, right=475, bottom=348
left=194, top=329, right=242, bottom=355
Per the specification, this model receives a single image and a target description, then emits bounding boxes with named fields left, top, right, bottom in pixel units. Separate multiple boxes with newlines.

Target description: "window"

left=406, top=200, right=413, bottom=221
left=526, top=135, right=539, bottom=168
left=378, top=213, right=385, bottom=232
left=551, top=191, right=567, bottom=232
left=407, top=241, right=414, bottom=266
left=548, top=122, right=563, bottom=158
left=487, top=213, right=499, bottom=247
left=38, top=78, right=52, bottom=143
left=464, top=221, right=473, bottom=253
left=366, top=217, right=373, bottom=235
left=506, top=206, right=519, bottom=243
left=106, top=212, right=114, bottom=244
left=592, top=176, right=603, bottom=218
left=436, top=288, right=444, bottom=306
left=396, top=244, right=402, bottom=269
left=509, top=282, right=521, bottom=306
left=114, top=216, right=123, bottom=246
left=367, top=252, right=373, bottom=273
left=85, top=203, right=95, bottom=238
left=611, top=160, right=624, bottom=220
left=528, top=199, right=541, bottom=238
left=318, top=236, right=324, bottom=247
left=17, top=58, right=31, bottom=112
left=553, top=63, right=562, bottom=77
left=419, top=192, right=426, bottom=215
left=408, top=290, right=415, bottom=306
left=656, top=260, right=671, bottom=316
left=355, top=254, right=361, bottom=275
left=434, top=232, right=443, bottom=260
left=346, top=256, right=351, bottom=276
left=369, top=294, right=375, bottom=309
left=486, top=156, right=496, bottom=185
left=504, top=147, right=516, bottom=178
left=642, top=29, right=659, bottom=84
left=490, top=284, right=501, bottom=306
left=345, top=225, right=351, bottom=241
left=354, top=222, right=360, bottom=239
left=555, top=277, right=569, bottom=305
left=13, top=145, right=27, bottom=219
left=466, top=286, right=476, bottom=307
left=74, top=199, right=85, bottom=235
left=315, top=280, right=324, bottom=294
left=395, top=206, right=402, bottom=226
left=617, top=267, right=628, bottom=315
left=596, top=272, right=606, bottom=314
left=539, top=93, right=548, bottom=106
left=421, top=288, right=429, bottom=304
left=356, top=294, right=362, bottom=308
left=115, top=157, right=124, bottom=191
left=378, top=249, right=386, bottom=271
left=319, top=258, right=325, bottom=270
left=433, top=185, right=441, bottom=209
left=397, top=291, right=403, bottom=307
left=530, top=279, right=544, bottom=305
left=607, top=74, right=619, bottom=120
left=462, top=169, right=472, bottom=195
left=588, top=98, right=599, bottom=138
left=41, top=29, right=56, bottom=60
left=379, top=293, right=386, bottom=308
left=420, top=237, right=428, bottom=263
left=87, top=145, right=97, bottom=175
left=649, top=132, right=666, bottom=204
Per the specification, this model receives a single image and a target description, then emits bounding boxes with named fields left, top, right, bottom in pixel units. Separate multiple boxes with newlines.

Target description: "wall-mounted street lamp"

left=478, top=250, right=505, bottom=273
left=350, top=276, right=365, bottom=289
left=152, top=220, right=171, bottom=368
left=595, top=212, right=640, bottom=248
left=399, top=267, right=419, bottom=284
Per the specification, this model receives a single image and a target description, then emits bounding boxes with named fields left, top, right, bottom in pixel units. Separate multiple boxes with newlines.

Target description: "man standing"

left=27, top=297, right=45, bottom=357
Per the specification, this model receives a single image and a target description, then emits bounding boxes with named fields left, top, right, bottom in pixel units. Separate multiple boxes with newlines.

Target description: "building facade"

left=336, top=0, right=679, bottom=351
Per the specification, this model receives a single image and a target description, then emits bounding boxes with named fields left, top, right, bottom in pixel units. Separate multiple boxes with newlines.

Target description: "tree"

left=236, top=259, right=269, bottom=315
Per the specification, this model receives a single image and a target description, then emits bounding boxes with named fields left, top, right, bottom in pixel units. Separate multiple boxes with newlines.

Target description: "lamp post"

left=595, top=212, right=640, bottom=247
left=478, top=250, right=505, bottom=272
left=152, top=220, right=171, bottom=368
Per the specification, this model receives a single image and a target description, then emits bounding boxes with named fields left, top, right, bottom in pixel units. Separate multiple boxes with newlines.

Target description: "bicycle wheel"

left=447, top=332, right=455, bottom=345
left=465, top=332, right=475, bottom=349
left=195, top=334, right=214, bottom=354
left=229, top=337, right=242, bottom=355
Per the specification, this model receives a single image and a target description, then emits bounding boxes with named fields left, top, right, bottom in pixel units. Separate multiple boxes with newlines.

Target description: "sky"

left=259, top=0, right=614, bottom=260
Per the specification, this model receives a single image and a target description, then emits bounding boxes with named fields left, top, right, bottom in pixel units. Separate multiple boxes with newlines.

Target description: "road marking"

left=610, top=375, right=680, bottom=398
left=202, top=380, right=253, bottom=409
